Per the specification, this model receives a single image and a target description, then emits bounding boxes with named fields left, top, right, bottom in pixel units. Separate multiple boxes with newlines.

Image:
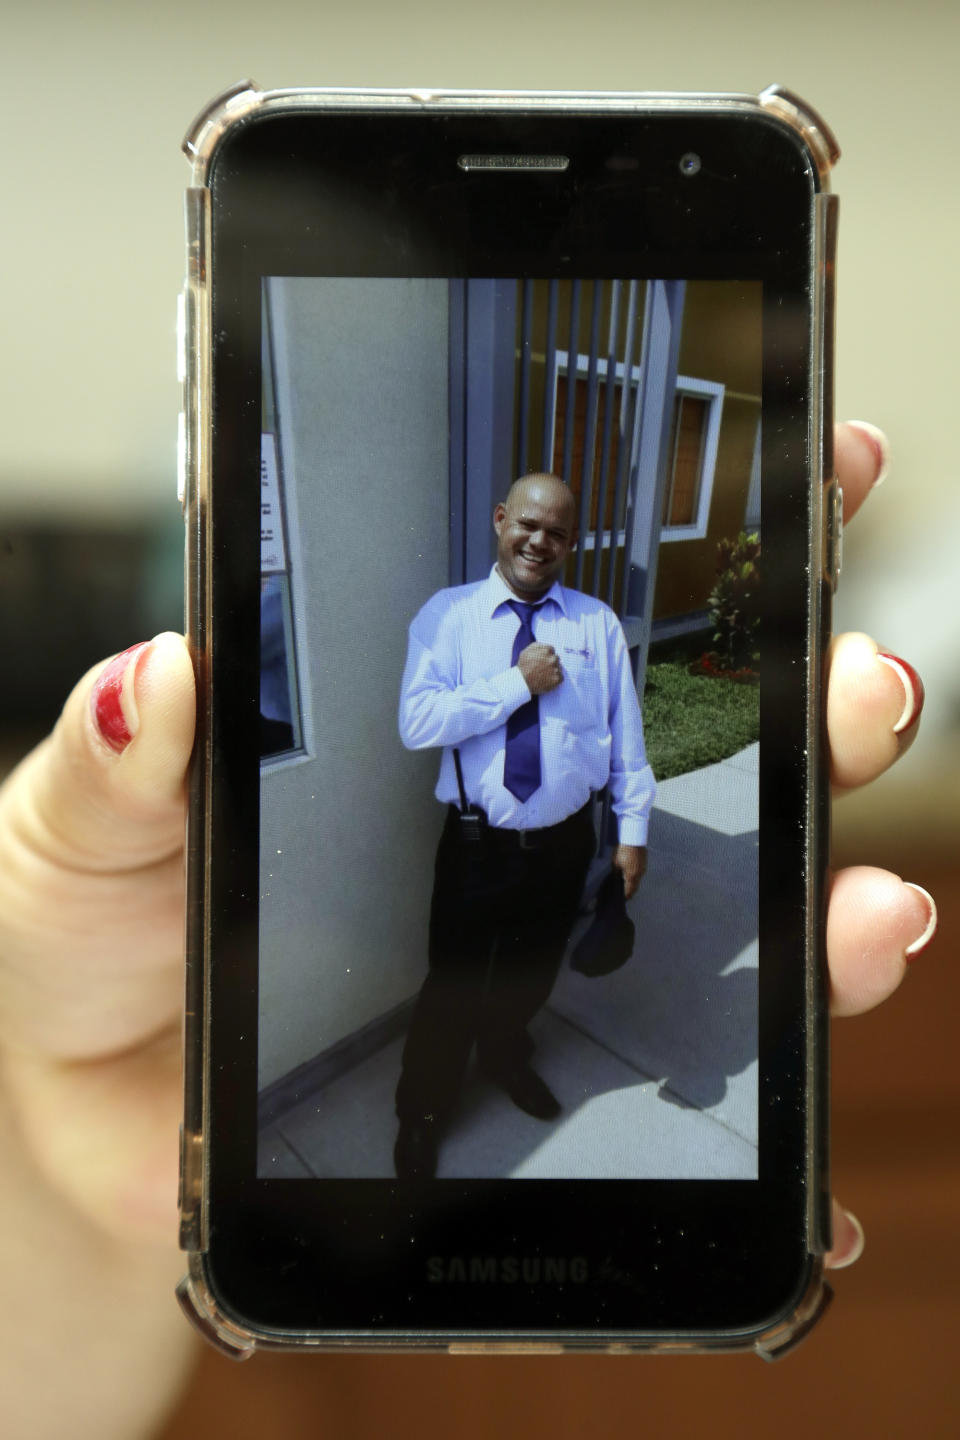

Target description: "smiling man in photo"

left=393, top=472, right=656, bottom=1178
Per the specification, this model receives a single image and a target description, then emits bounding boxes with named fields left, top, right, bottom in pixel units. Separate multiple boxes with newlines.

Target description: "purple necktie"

left=504, top=600, right=542, bottom=802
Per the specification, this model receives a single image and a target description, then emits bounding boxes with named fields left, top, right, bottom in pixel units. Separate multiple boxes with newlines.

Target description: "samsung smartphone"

left=176, top=82, right=842, bottom=1358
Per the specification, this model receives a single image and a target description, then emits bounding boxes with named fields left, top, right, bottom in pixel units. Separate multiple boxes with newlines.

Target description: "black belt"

left=446, top=800, right=592, bottom=851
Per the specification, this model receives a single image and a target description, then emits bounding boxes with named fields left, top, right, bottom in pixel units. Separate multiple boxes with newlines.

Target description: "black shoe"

left=496, top=1064, right=561, bottom=1121
left=394, top=1118, right=438, bottom=1179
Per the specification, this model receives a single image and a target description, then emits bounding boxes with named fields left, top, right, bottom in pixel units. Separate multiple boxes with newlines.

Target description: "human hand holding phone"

left=0, top=422, right=935, bottom=1430
left=0, top=630, right=198, bottom=1440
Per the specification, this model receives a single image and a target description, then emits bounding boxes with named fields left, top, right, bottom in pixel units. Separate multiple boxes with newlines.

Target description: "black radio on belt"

left=453, top=747, right=487, bottom=846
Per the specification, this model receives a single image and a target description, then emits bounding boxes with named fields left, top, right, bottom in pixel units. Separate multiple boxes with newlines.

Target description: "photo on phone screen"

left=255, top=275, right=761, bottom=1182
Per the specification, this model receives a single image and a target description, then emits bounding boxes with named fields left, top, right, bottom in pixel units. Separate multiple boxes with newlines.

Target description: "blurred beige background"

left=2, top=4, right=958, bottom=1436
left=3, top=0, right=958, bottom=842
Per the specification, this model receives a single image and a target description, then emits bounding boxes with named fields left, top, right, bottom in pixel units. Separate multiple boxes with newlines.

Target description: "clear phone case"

left=176, top=81, right=840, bottom=1361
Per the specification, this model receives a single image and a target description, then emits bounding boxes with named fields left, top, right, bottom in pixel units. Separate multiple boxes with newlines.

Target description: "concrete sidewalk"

left=259, top=744, right=758, bottom=1180
left=546, top=740, right=758, bottom=1176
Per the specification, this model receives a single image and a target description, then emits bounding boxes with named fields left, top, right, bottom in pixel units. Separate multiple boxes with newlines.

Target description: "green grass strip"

left=642, top=661, right=759, bottom=781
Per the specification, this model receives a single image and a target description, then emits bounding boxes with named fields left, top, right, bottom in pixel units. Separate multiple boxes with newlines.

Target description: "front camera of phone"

left=678, top=152, right=702, bottom=178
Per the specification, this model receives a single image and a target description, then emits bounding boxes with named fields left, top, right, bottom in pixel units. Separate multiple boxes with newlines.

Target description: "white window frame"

left=553, top=352, right=723, bottom=549
left=659, top=375, right=724, bottom=543
left=260, top=279, right=312, bottom=773
left=744, top=415, right=762, bottom=531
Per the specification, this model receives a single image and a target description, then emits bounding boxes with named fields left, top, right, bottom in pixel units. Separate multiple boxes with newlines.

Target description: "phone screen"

left=257, top=274, right=761, bottom=1183
left=195, top=105, right=825, bottom=1336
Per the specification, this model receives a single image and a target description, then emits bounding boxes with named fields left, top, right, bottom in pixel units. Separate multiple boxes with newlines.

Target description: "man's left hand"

left=612, top=844, right=647, bottom=899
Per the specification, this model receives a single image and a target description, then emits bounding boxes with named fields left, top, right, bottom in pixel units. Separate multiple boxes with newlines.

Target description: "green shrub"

left=704, top=531, right=760, bottom=673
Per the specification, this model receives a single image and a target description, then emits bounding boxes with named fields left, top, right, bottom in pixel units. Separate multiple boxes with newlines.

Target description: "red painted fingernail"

left=847, top=420, right=891, bottom=488
left=876, top=652, right=925, bottom=734
left=90, top=642, right=151, bottom=753
left=904, top=883, right=938, bottom=962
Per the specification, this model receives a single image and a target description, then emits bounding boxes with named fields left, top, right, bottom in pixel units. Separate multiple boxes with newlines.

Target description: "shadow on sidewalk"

left=550, top=805, right=757, bottom=1130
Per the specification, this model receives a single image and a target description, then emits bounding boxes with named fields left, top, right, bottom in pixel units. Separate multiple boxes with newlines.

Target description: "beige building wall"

left=653, top=281, right=762, bottom=622
left=258, top=278, right=448, bottom=1089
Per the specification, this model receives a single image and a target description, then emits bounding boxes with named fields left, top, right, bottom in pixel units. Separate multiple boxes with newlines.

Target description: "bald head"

left=503, top=473, right=578, bottom=529
left=493, top=473, right=577, bottom=598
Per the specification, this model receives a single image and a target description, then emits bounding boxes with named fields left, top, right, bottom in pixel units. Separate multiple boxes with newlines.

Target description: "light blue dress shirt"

left=398, top=566, right=656, bottom=845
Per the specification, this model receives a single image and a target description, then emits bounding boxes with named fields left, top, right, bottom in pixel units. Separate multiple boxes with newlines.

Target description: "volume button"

left=177, top=410, right=187, bottom=508
left=824, top=482, right=842, bottom=591
left=833, top=485, right=843, bottom=588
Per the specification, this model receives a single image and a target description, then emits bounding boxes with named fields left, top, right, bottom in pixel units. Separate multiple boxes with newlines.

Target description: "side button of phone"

left=177, top=409, right=187, bottom=508
left=825, top=483, right=843, bottom=590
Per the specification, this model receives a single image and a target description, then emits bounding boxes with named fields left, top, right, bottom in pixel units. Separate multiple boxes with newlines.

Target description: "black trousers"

left=395, top=803, right=596, bottom=1124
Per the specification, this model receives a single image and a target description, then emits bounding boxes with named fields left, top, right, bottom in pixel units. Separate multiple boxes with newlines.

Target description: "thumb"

left=0, top=633, right=195, bottom=1060
left=11, top=632, right=195, bottom=874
